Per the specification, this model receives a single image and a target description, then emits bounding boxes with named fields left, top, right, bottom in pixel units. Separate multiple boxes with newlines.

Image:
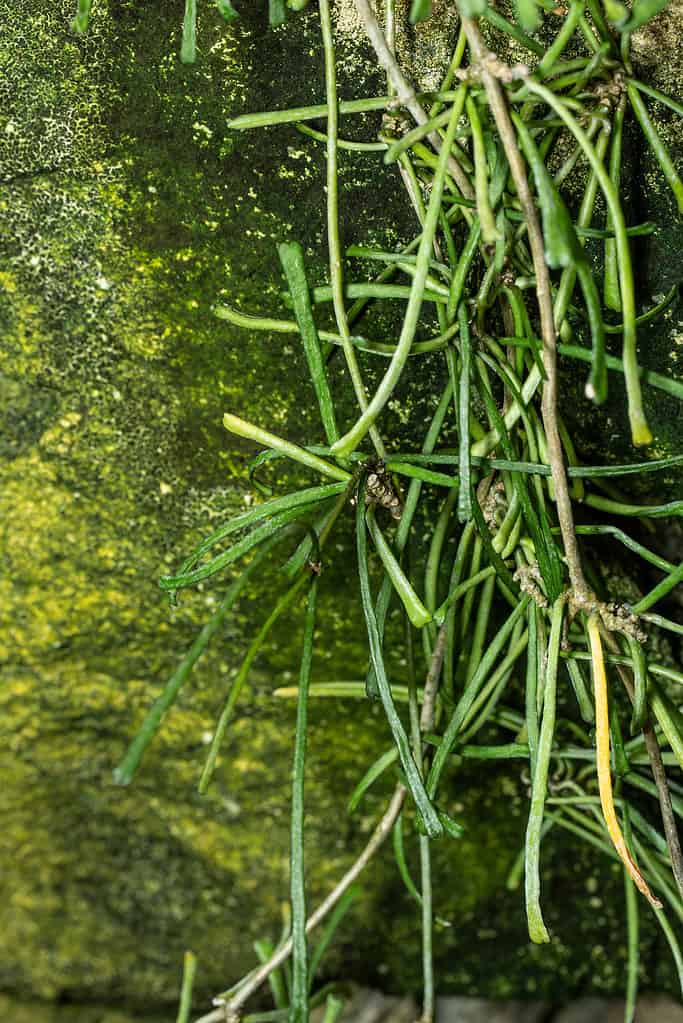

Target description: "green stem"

left=467, top=96, right=500, bottom=244
left=526, top=602, right=539, bottom=776
left=199, top=574, right=308, bottom=794
left=290, top=582, right=317, bottom=1023
left=319, top=0, right=385, bottom=458
left=366, top=507, right=433, bottom=629
left=627, top=78, right=683, bottom=120
left=604, top=98, right=625, bottom=312
left=278, top=242, right=339, bottom=446
left=295, top=122, right=386, bottom=151
left=525, top=597, right=564, bottom=943
left=538, top=1, right=582, bottom=76
left=180, top=0, right=197, bottom=64
left=176, top=951, right=197, bottom=1023
left=427, top=597, right=530, bottom=796
left=330, top=100, right=463, bottom=457
left=627, top=82, right=683, bottom=214
left=525, top=80, right=651, bottom=445
left=356, top=479, right=442, bottom=837
left=223, top=414, right=351, bottom=482
left=113, top=544, right=272, bottom=786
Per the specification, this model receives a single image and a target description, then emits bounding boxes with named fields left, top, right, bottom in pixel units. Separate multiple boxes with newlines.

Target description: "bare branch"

left=460, top=16, right=589, bottom=604
left=198, top=785, right=407, bottom=1022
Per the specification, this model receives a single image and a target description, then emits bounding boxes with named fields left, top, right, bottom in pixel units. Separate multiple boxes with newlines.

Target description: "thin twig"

left=412, top=620, right=449, bottom=1023
left=459, top=16, right=589, bottom=605
left=643, top=725, right=683, bottom=899
left=420, top=623, right=448, bottom=732
left=198, top=785, right=407, bottom=1022
left=353, top=0, right=474, bottom=199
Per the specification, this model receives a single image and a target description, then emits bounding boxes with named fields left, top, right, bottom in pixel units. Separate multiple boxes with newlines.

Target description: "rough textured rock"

left=1, top=0, right=681, bottom=1018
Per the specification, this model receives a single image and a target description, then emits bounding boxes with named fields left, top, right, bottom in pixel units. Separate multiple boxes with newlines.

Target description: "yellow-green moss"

left=1, top=0, right=682, bottom=1013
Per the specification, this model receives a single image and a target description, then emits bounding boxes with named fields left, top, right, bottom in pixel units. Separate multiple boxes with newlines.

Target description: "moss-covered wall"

left=0, top=0, right=681, bottom=1017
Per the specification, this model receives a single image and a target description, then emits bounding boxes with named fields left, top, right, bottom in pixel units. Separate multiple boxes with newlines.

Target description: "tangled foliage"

left=79, top=0, right=683, bottom=1020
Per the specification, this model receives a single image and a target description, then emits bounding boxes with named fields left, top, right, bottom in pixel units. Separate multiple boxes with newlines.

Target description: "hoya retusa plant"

left=72, top=0, right=683, bottom=1018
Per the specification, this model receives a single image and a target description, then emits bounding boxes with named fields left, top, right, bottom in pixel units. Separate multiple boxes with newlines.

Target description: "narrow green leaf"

left=290, top=582, right=317, bottom=1023
left=176, top=483, right=345, bottom=581
left=393, top=813, right=423, bottom=905
left=565, top=658, right=595, bottom=724
left=216, top=0, right=239, bottom=21
left=628, top=636, right=649, bottom=734
left=585, top=494, right=683, bottom=521
left=113, top=544, right=273, bottom=786
left=181, top=0, right=197, bottom=64
left=467, top=97, right=501, bottom=245
left=159, top=504, right=319, bottom=592
left=347, top=748, right=399, bottom=814
left=410, top=0, right=432, bottom=22
left=278, top=242, right=339, bottom=445
left=176, top=951, right=197, bottom=1023
left=526, top=603, right=540, bottom=776
left=366, top=509, right=432, bottom=628
left=513, top=111, right=581, bottom=269
left=386, top=462, right=457, bottom=488
left=576, top=260, right=607, bottom=403
left=269, top=0, right=287, bottom=27
left=446, top=219, right=481, bottom=322
left=604, top=100, right=625, bottom=312
left=483, top=7, right=545, bottom=54
left=525, top=598, right=564, bottom=943
left=620, top=0, right=669, bottom=32
left=223, top=413, right=351, bottom=482
left=444, top=340, right=470, bottom=524
left=356, top=478, right=443, bottom=838
left=199, top=576, right=308, bottom=793
left=603, top=283, right=679, bottom=335
left=559, top=341, right=683, bottom=402
left=628, top=78, right=683, bottom=120
left=71, top=0, right=93, bottom=34
left=628, top=82, right=683, bottom=215
left=538, top=1, right=581, bottom=74
left=514, top=0, right=541, bottom=33
left=527, top=79, right=652, bottom=444
left=646, top=682, right=683, bottom=773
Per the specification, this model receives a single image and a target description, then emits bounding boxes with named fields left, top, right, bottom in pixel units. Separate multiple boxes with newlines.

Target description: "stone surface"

left=435, top=996, right=549, bottom=1022
left=552, top=995, right=683, bottom=1022
left=1, top=0, right=682, bottom=1018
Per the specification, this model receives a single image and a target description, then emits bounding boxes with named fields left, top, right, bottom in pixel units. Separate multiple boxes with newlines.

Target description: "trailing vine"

left=74, top=0, right=683, bottom=1019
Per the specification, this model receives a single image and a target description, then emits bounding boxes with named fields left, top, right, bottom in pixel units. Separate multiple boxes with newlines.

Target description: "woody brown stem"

left=460, top=15, right=590, bottom=605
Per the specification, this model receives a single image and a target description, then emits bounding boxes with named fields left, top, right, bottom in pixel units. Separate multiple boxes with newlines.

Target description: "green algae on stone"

left=1, top=0, right=683, bottom=1014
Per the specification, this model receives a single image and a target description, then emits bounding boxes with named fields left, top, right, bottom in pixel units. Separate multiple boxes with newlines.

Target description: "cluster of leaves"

left=83, top=0, right=683, bottom=1020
